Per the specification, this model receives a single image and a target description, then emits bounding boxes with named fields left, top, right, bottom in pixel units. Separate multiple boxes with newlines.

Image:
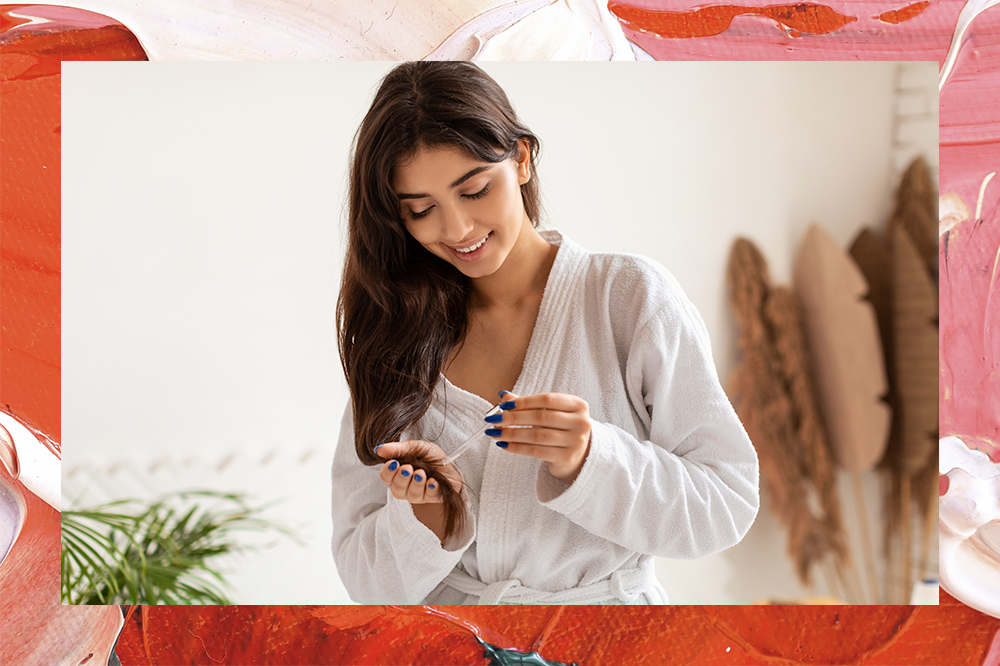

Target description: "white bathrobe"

left=331, top=230, right=759, bottom=604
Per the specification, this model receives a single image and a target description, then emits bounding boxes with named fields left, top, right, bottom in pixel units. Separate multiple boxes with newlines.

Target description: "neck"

left=470, top=218, right=556, bottom=310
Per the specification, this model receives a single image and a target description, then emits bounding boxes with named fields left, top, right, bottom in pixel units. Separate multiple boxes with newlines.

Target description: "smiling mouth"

left=452, top=233, right=491, bottom=254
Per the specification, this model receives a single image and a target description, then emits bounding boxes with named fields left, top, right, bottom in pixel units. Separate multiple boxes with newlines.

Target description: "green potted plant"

left=62, top=489, right=294, bottom=605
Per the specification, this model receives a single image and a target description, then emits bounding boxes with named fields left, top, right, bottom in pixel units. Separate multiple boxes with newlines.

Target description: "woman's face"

left=392, top=140, right=531, bottom=279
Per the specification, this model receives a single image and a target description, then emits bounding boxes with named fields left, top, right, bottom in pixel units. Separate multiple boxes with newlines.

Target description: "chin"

left=454, top=261, right=501, bottom=279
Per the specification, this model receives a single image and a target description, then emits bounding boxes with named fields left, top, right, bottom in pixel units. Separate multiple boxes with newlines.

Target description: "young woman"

left=332, top=62, right=759, bottom=604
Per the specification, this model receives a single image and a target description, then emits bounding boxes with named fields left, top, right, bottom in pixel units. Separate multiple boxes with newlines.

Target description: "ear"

left=515, top=138, right=531, bottom=185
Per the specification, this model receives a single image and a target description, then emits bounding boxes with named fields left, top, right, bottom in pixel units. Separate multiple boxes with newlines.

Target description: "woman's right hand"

left=375, top=440, right=463, bottom=505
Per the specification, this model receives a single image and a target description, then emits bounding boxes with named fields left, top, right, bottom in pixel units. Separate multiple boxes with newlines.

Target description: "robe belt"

left=442, top=561, right=655, bottom=605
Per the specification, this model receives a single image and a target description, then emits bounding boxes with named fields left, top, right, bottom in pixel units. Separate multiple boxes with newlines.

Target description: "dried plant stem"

left=820, top=559, right=840, bottom=602
left=825, top=552, right=859, bottom=604
left=900, top=475, right=913, bottom=604
left=839, top=548, right=866, bottom=605
left=918, top=478, right=937, bottom=582
left=852, top=470, right=879, bottom=604
left=819, top=514, right=862, bottom=604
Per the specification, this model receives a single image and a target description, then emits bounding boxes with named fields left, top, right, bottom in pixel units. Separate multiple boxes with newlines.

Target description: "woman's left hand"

left=485, top=391, right=592, bottom=484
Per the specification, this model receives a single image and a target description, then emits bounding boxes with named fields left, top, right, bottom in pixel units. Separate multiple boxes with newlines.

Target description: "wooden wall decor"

left=793, top=223, right=891, bottom=602
left=793, top=224, right=891, bottom=474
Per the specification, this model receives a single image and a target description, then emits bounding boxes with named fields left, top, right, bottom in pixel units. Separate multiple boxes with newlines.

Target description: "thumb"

left=373, top=440, right=429, bottom=460
left=497, top=389, right=520, bottom=403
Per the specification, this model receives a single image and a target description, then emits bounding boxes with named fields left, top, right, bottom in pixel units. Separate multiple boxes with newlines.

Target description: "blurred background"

left=61, top=61, right=937, bottom=604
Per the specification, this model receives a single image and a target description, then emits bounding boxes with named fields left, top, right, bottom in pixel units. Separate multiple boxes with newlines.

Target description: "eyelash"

left=406, top=183, right=491, bottom=220
left=464, top=183, right=491, bottom=200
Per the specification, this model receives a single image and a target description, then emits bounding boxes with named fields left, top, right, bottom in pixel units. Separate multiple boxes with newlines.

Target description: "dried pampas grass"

left=765, top=286, right=849, bottom=580
left=848, top=156, right=940, bottom=602
left=852, top=156, right=939, bottom=603
left=726, top=238, right=850, bottom=592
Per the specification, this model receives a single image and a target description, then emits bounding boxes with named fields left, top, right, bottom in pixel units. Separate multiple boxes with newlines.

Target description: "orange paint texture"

left=1, top=6, right=145, bottom=665
left=111, top=604, right=1000, bottom=665
left=607, top=2, right=858, bottom=38
left=1, top=1, right=1000, bottom=663
left=0, top=460, right=123, bottom=666
left=877, top=1, right=931, bottom=24
left=0, top=5, right=146, bottom=445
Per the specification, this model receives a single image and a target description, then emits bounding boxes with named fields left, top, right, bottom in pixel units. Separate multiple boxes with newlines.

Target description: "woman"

left=332, top=61, right=759, bottom=604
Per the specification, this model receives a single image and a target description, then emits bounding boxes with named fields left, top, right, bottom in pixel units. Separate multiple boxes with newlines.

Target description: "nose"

left=438, top=204, right=474, bottom=244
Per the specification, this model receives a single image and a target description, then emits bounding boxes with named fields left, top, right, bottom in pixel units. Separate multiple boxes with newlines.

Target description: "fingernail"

left=485, top=413, right=503, bottom=423
left=428, top=483, right=436, bottom=490
left=373, top=443, right=386, bottom=454
left=498, top=390, right=510, bottom=397
left=485, top=428, right=502, bottom=437
left=388, top=461, right=398, bottom=471
left=496, top=441, right=508, bottom=448
left=414, top=473, right=423, bottom=482
left=401, top=469, right=410, bottom=477
left=499, top=401, right=516, bottom=410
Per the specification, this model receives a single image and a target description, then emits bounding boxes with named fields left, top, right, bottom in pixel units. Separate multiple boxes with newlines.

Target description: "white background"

left=62, top=61, right=935, bottom=604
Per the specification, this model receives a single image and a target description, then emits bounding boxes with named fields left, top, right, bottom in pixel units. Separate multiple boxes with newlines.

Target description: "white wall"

left=61, top=61, right=920, bottom=604
left=891, top=62, right=939, bottom=190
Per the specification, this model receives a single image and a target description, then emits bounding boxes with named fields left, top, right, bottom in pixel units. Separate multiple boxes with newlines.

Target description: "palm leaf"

left=62, top=489, right=295, bottom=605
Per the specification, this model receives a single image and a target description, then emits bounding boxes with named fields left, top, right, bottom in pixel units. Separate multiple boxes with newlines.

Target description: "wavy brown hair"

left=337, top=62, right=541, bottom=540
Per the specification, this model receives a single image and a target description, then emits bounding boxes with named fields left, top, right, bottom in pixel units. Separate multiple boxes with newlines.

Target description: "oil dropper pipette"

left=441, top=403, right=503, bottom=465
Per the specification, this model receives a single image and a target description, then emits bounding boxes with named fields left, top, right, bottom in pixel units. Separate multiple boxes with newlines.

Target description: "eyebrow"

left=396, top=165, right=494, bottom=200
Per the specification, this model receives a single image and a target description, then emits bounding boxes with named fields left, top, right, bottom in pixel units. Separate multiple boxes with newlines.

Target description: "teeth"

left=455, top=233, right=489, bottom=253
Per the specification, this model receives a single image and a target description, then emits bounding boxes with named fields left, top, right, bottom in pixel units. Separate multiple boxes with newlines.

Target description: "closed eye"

left=407, top=206, right=432, bottom=220
left=462, top=183, right=491, bottom=200
left=405, top=182, right=489, bottom=220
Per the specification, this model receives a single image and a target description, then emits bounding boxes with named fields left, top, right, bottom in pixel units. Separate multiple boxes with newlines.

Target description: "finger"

left=496, top=390, right=562, bottom=427
left=493, top=440, right=562, bottom=463
left=379, top=459, right=402, bottom=486
left=502, top=392, right=587, bottom=414
left=388, top=463, right=415, bottom=499
left=486, top=425, right=564, bottom=448
left=425, top=477, right=440, bottom=498
left=496, top=390, right=519, bottom=413
left=374, top=440, right=425, bottom=460
left=488, top=407, right=581, bottom=431
left=407, top=469, right=429, bottom=502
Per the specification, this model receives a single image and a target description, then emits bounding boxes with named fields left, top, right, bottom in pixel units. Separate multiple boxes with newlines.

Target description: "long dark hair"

left=337, top=62, right=541, bottom=540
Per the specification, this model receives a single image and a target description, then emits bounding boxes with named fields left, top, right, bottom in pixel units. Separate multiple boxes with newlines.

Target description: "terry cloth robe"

left=331, top=230, right=760, bottom=604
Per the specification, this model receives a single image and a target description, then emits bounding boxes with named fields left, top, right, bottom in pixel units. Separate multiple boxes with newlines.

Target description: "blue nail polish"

left=414, top=474, right=423, bottom=482
left=373, top=443, right=386, bottom=454
left=485, top=413, right=503, bottom=423
left=498, top=390, right=510, bottom=397
left=485, top=428, right=502, bottom=437
left=388, top=461, right=398, bottom=471
left=428, top=483, right=436, bottom=490
left=496, top=441, right=508, bottom=448
left=499, top=401, right=516, bottom=410
left=401, top=469, right=410, bottom=477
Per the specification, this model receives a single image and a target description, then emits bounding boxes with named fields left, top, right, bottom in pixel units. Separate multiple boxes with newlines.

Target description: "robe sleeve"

left=536, top=268, right=760, bottom=559
left=331, top=403, right=476, bottom=603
